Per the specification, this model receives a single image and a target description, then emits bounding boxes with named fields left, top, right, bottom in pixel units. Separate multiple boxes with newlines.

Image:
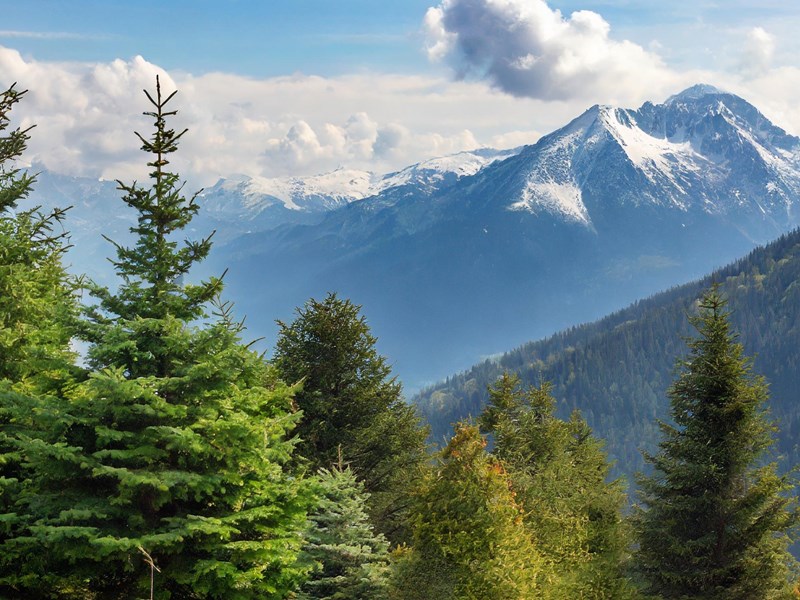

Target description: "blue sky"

left=2, top=1, right=800, bottom=184
left=4, top=0, right=797, bottom=75
left=1, top=1, right=436, bottom=76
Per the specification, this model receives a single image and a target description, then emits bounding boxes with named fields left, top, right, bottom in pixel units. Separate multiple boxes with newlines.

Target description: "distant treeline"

left=415, top=228, right=800, bottom=480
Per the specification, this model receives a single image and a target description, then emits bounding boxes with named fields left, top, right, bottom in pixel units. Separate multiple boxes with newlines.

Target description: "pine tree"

left=634, top=287, right=797, bottom=599
left=298, top=464, right=390, bottom=600
left=0, top=84, right=79, bottom=594
left=274, top=293, right=427, bottom=542
left=0, top=84, right=75, bottom=383
left=480, top=373, right=634, bottom=599
left=390, top=423, right=540, bottom=600
left=6, top=78, right=313, bottom=598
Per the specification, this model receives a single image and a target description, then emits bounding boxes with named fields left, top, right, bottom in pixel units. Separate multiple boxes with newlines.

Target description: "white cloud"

left=423, top=0, right=676, bottom=101
left=738, top=27, right=775, bottom=77
left=0, top=45, right=567, bottom=185
left=0, top=30, right=105, bottom=40
left=489, top=129, right=543, bottom=150
left=4, top=12, right=800, bottom=191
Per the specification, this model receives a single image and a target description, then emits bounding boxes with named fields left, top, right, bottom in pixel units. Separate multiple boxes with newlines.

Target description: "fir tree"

left=480, top=373, right=634, bottom=599
left=634, top=287, right=797, bottom=599
left=298, top=463, right=390, bottom=600
left=0, top=84, right=78, bottom=595
left=6, top=78, right=313, bottom=598
left=274, top=293, right=427, bottom=542
left=391, top=423, right=540, bottom=600
left=0, top=84, right=75, bottom=383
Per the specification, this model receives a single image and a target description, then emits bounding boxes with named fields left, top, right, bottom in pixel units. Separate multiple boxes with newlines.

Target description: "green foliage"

left=274, top=293, right=428, bottom=542
left=0, top=84, right=76, bottom=385
left=391, top=423, right=540, bottom=600
left=480, top=373, right=635, bottom=599
left=298, top=465, right=390, bottom=600
left=0, top=85, right=35, bottom=214
left=0, top=85, right=79, bottom=595
left=415, top=229, right=800, bottom=482
left=4, top=78, right=313, bottom=598
left=634, top=288, right=797, bottom=599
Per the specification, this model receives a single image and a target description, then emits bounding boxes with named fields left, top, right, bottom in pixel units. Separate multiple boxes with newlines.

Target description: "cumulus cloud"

left=0, top=46, right=173, bottom=181
left=423, top=0, right=673, bottom=101
left=0, top=45, right=558, bottom=185
left=5, top=19, right=800, bottom=191
left=738, top=27, right=775, bottom=77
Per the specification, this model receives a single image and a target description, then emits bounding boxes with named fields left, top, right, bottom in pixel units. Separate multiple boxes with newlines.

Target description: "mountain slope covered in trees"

left=415, top=228, right=800, bottom=480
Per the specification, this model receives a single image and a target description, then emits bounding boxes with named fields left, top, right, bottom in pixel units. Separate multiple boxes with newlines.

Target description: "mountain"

left=25, top=147, right=517, bottom=282
left=197, top=147, right=520, bottom=239
left=506, top=83, right=800, bottom=238
left=23, top=169, right=135, bottom=285
left=413, top=227, right=800, bottom=482
left=210, top=85, right=800, bottom=390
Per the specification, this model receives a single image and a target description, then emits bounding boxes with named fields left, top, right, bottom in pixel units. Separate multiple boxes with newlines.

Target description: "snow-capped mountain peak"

left=665, top=83, right=725, bottom=105
left=207, top=168, right=378, bottom=214
left=502, top=85, right=800, bottom=227
left=376, top=147, right=519, bottom=194
left=198, top=147, right=522, bottom=231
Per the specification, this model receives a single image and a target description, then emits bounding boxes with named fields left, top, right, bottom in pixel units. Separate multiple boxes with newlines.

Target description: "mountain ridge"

left=413, top=226, right=800, bottom=482
left=211, top=84, right=800, bottom=389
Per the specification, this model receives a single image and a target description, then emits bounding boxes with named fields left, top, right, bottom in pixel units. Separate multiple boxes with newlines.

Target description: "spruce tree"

left=274, top=293, right=427, bottom=542
left=480, top=373, right=634, bottom=599
left=298, top=464, right=390, bottom=600
left=634, top=287, right=797, bottom=599
left=0, top=84, right=75, bottom=383
left=6, top=78, right=313, bottom=598
left=0, top=85, right=78, bottom=594
left=391, top=423, right=541, bottom=600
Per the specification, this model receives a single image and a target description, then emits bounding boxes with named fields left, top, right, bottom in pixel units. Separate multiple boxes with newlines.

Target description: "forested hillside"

left=415, top=229, right=800, bottom=479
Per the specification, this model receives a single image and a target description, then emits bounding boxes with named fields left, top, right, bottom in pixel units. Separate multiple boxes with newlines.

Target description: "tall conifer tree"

left=298, top=465, right=390, bottom=600
left=391, top=423, right=541, bottom=600
left=0, top=85, right=78, bottom=595
left=480, top=373, right=633, bottom=599
left=0, top=84, right=75, bottom=383
left=5, top=78, right=313, bottom=598
left=274, top=293, right=427, bottom=542
left=634, top=287, right=797, bottom=599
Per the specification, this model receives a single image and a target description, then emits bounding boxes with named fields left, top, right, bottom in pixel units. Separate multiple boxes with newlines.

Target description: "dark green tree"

left=5, top=78, right=313, bottom=598
left=274, top=293, right=427, bottom=542
left=390, top=423, right=541, bottom=600
left=634, top=288, right=797, bottom=599
left=0, top=84, right=75, bottom=383
left=0, top=85, right=79, bottom=595
left=480, top=373, right=634, bottom=599
left=298, top=464, right=390, bottom=600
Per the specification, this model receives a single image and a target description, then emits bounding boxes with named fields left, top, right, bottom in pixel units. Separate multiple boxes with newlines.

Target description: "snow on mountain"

left=204, top=168, right=379, bottom=217
left=665, top=83, right=724, bottom=104
left=502, top=85, right=800, bottom=232
left=200, top=147, right=520, bottom=229
left=600, top=107, right=700, bottom=193
left=214, top=84, right=800, bottom=390
left=22, top=147, right=523, bottom=280
left=514, top=180, right=589, bottom=224
left=376, top=147, right=519, bottom=194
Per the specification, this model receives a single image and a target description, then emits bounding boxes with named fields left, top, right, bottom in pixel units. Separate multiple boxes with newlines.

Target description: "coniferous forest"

left=2, top=81, right=799, bottom=598
left=416, top=228, right=800, bottom=482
